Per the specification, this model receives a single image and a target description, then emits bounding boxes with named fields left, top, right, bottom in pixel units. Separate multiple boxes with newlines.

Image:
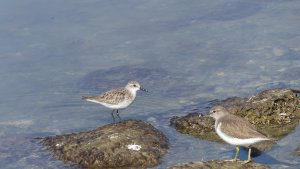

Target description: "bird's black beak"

left=140, top=87, right=148, bottom=92
left=208, top=110, right=214, bottom=116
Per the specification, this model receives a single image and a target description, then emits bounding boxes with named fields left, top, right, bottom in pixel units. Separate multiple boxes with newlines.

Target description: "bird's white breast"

left=85, top=98, right=133, bottom=109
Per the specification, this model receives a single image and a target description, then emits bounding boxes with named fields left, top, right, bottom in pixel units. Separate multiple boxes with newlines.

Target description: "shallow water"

left=1, top=0, right=300, bottom=168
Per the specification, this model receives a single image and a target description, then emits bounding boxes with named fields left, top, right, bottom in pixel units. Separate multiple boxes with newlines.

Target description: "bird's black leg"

left=116, top=109, right=122, bottom=121
left=111, top=109, right=116, bottom=123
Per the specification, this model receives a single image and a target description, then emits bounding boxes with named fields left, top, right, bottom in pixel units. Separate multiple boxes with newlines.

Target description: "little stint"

left=82, top=80, right=147, bottom=122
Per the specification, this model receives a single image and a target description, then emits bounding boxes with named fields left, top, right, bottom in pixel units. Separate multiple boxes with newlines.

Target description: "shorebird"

left=82, top=80, right=147, bottom=122
left=209, top=106, right=273, bottom=163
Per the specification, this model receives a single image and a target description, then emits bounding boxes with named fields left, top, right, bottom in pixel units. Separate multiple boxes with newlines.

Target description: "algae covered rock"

left=170, top=113, right=221, bottom=143
left=171, top=88, right=300, bottom=154
left=225, top=88, right=300, bottom=138
left=165, top=160, right=270, bottom=169
left=42, top=120, right=169, bottom=169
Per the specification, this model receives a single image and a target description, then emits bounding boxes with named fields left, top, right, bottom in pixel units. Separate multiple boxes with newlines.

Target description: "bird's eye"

left=133, top=84, right=137, bottom=87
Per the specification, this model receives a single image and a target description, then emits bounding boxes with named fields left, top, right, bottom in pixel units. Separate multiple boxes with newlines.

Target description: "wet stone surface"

left=165, top=160, right=270, bottom=169
left=170, top=113, right=219, bottom=143
left=223, top=88, right=300, bottom=138
left=41, top=120, right=169, bottom=169
left=171, top=88, right=300, bottom=154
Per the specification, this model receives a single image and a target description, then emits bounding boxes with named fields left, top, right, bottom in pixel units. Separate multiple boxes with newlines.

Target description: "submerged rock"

left=42, top=120, right=169, bottom=169
left=165, top=160, right=270, bottom=169
left=171, top=88, right=300, bottom=154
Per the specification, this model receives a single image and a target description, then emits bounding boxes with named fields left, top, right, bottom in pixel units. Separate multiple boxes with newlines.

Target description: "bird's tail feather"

left=82, top=96, right=90, bottom=100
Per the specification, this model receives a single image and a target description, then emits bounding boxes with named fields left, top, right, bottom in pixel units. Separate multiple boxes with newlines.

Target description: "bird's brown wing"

left=220, top=115, right=269, bottom=139
left=83, top=87, right=128, bottom=105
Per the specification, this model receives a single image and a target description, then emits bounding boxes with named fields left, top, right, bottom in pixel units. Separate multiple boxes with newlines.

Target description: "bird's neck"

left=215, top=116, right=225, bottom=128
left=126, top=87, right=137, bottom=98
left=215, top=119, right=220, bottom=129
left=130, top=90, right=137, bottom=99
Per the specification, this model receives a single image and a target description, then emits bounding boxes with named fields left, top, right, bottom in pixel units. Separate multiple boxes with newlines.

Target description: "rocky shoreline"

left=42, top=120, right=169, bottom=169
left=40, top=88, right=300, bottom=168
left=171, top=88, right=300, bottom=155
left=165, top=160, right=270, bottom=169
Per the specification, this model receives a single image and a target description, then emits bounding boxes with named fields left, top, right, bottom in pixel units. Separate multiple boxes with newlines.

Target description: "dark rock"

left=165, top=160, right=270, bottom=169
left=42, top=120, right=169, bottom=169
left=224, top=88, right=300, bottom=139
left=170, top=113, right=221, bottom=143
left=171, top=89, right=300, bottom=155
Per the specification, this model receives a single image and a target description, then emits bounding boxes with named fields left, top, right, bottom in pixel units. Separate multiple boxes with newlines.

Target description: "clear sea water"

left=1, top=0, right=300, bottom=168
